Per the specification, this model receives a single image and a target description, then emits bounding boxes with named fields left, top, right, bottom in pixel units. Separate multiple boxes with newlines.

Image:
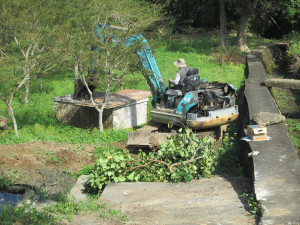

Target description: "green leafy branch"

left=88, top=128, right=215, bottom=191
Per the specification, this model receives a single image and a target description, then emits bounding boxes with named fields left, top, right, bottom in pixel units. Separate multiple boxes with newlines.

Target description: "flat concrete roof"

left=53, top=89, right=151, bottom=109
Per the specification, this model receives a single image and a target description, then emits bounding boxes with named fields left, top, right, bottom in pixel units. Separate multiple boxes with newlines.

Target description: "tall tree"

left=235, top=0, right=258, bottom=52
left=218, top=0, right=227, bottom=49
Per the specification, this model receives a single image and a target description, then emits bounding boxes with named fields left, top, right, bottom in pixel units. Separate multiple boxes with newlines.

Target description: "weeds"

left=44, top=196, right=127, bottom=223
left=241, top=192, right=261, bottom=217
left=0, top=203, right=59, bottom=225
left=271, top=86, right=300, bottom=155
left=0, top=196, right=127, bottom=224
left=285, top=119, right=300, bottom=151
left=213, top=122, right=243, bottom=176
left=0, top=177, right=12, bottom=189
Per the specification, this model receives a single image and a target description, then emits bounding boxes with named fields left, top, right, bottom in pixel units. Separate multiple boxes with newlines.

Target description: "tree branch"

left=169, top=155, right=203, bottom=173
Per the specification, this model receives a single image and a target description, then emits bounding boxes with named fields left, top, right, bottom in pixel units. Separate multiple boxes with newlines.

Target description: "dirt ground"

left=0, top=141, right=97, bottom=197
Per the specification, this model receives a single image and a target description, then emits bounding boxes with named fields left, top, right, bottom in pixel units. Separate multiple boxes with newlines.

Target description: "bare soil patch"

left=0, top=141, right=96, bottom=196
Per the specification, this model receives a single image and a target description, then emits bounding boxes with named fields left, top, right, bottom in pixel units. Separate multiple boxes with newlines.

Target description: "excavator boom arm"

left=94, top=23, right=166, bottom=107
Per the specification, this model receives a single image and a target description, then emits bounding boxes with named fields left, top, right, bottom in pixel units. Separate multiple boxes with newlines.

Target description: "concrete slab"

left=99, top=176, right=255, bottom=225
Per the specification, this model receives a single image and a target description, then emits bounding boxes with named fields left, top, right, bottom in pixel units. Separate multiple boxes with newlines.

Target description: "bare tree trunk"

left=74, top=62, right=79, bottom=80
left=218, top=0, right=227, bottom=49
left=25, top=82, right=29, bottom=104
left=0, top=74, right=30, bottom=136
left=236, top=0, right=257, bottom=52
left=98, top=84, right=110, bottom=132
left=81, top=74, right=111, bottom=133
left=7, top=101, right=19, bottom=136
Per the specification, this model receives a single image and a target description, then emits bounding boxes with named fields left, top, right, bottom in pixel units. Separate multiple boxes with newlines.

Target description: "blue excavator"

left=94, top=24, right=239, bottom=145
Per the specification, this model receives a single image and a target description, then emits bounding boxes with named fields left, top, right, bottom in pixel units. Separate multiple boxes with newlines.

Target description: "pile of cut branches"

left=88, top=128, right=215, bottom=191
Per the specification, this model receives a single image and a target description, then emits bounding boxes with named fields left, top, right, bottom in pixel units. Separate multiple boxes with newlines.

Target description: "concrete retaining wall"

left=239, top=44, right=300, bottom=224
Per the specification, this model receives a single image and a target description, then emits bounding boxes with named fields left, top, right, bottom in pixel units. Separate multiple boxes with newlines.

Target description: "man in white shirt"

left=168, top=58, right=189, bottom=86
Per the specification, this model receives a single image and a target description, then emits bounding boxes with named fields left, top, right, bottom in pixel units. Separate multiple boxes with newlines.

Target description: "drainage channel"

left=0, top=184, right=38, bottom=211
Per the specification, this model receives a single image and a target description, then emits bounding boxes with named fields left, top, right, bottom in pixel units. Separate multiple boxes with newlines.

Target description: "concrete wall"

left=239, top=43, right=300, bottom=224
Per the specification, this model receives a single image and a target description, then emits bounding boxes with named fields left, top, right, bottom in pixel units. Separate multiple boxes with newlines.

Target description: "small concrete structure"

left=53, top=89, right=151, bottom=130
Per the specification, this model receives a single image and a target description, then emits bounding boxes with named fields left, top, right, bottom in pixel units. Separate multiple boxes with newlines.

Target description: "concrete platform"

left=99, top=176, right=255, bottom=225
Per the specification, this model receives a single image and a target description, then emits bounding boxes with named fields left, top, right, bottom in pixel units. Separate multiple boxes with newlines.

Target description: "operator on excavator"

left=168, top=58, right=189, bottom=87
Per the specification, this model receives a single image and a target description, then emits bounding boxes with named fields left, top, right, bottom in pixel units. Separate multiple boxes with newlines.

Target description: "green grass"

left=44, top=196, right=127, bottom=222
left=0, top=74, right=129, bottom=144
left=270, top=82, right=300, bottom=155
left=0, top=195, right=127, bottom=225
left=285, top=119, right=300, bottom=150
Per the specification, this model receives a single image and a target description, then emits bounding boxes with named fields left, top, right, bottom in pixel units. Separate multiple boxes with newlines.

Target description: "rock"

left=252, top=112, right=285, bottom=126
left=69, top=175, right=89, bottom=203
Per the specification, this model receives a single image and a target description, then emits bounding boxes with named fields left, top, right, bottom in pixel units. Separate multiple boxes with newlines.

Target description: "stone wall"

left=249, top=43, right=288, bottom=74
